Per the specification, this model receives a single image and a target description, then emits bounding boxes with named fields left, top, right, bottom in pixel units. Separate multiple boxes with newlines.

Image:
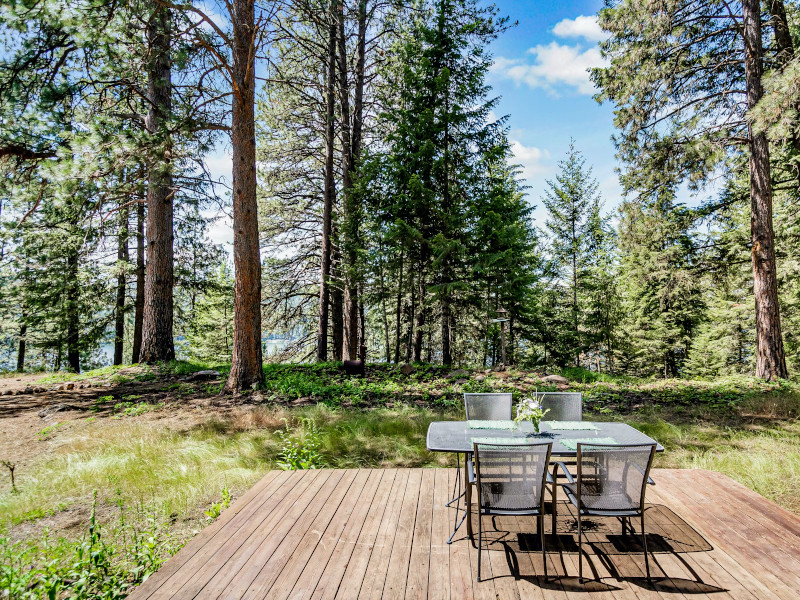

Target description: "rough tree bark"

left=224, top=0, right=265, bottom=392
left=114, top=203, right=129, bottom=365
left=337, top=2, right=358, bottom=360
left=139, top=6, right=175, bottom=363
left=331, top=239, right=344, bottom=361
left=131, top=192, right=145, bottom=363
left=317, top=1, right=337, bottom=362
left=743, top=0, right=788, bottom=380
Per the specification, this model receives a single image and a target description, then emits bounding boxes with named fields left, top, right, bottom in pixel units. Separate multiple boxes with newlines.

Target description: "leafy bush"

left=0, top=492, right=177, bottom=599
left=276, top=419, right=326, bottom=470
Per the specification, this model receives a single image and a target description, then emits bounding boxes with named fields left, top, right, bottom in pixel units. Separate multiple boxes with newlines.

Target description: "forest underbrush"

left=1, top=361, right=799, bottom=596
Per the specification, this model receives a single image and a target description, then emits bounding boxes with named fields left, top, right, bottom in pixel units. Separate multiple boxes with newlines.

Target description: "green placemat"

left=471, top=437, right=535, bottom=445
left=467, top=420, right=518, bottom=430
left=560, top=437, right=617, bottom=451
left=544, top=421, right=598, bottom=431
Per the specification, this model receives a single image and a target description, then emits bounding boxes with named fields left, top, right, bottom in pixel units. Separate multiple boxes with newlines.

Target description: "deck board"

left=128, top=468, right=800, bottom=600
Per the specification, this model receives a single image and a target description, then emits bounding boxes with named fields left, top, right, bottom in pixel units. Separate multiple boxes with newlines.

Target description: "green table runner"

left=544, top=421, right=598, bottom=431
left=467, top=420, right=518, bottom=430
left=471, top=437, right=538, bottom=445
left=559, top=437, right=617, bottom=451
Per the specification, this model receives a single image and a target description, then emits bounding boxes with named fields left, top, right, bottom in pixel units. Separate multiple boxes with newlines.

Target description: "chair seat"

left=562, top=482, right=640, bottom=515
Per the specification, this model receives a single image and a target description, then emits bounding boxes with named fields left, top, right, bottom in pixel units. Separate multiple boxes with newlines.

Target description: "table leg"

left=447, top=453, right=467, bottom=544
left=465, top=452, right=473, bottom=540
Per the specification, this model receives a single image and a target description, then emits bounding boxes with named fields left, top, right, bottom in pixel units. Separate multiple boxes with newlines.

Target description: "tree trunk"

left=225, top=0, right=265, bottom=392
left=770, top=1, right=794, bottom=64
left=337, top=0, right=367, bottom=360
left=394, top=250, right=404, bottom=363
left=317, top=3, right=337, bottom=363
left=768, top=0, right=800, bottom=190
left=413, top=275, right=425, bottom=362
left=331, top=237, right=344, bottom=360
left=66, top=252, right=80, bottom=373
left=441, top=296, right=452, bottom=365
left=743, top=0, right=788, bottom=380
left=16, top=321, right=26, bottom=373
left=114, top=203, right=129, bottom=365
left=132, top=193, right=145, bottom=363
left=140, top=5, right=175, bottom=364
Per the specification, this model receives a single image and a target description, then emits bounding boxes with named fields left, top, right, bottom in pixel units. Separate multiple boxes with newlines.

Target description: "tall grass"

left=0, top=405, right=457, bottom=529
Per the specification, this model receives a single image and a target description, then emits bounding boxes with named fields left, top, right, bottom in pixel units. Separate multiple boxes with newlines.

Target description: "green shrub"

left=0, top=492, right=177, bottom=599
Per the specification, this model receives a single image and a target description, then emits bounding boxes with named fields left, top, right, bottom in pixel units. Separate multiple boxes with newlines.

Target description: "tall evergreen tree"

left=541, top=142, right=602, bottom=366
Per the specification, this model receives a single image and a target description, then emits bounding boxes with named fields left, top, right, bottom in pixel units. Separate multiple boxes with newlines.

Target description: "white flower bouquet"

left=515, top=393, right=550, bottom=433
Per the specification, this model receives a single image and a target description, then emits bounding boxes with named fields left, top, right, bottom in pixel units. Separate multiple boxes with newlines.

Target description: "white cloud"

left=552, top=15, right=607, bottom=42
left=510, top=140, right=550, bottom=182
left=202, top=150, right=232, bottom=182
left=207, top=213, right=233, bottom=247
left=494, top=42, right=604, bottom=96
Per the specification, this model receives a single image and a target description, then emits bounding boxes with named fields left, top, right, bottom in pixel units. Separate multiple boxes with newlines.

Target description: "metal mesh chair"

left=473, top=441, right=553, bottom=582
left=553, top=443, right=657, bottom=582
left=464, top=393, right=513, bottom=420
left=539, top=392, right=583, bottom=421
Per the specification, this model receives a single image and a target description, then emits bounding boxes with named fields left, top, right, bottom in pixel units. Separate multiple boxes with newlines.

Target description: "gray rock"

left=474, top=375, right=485, bottom=382
left=400, top=363, right=415, bottom=375
left=38, top=404, right=72, bottom=418
left=185, top=370, right=221, bottom=382
left=23, top=387, right=33, bottom=394
left=447, top=369, right=470, bottom=380
left=542, top=374, right=568, bottom=384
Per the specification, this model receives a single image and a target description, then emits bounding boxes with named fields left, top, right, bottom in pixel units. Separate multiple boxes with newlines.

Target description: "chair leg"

left=539, top=514, right=548, bottom=580
left=578, top=512, right=583, bottom=582
left=641, top=512, right=651, bottom=582
left=477, top=510, right=483, bottom=582
left=551, top=464, right=558, bottom=535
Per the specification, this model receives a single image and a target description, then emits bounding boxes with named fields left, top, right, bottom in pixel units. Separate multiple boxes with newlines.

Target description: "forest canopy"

left=2, top=0, right=800, bottom=384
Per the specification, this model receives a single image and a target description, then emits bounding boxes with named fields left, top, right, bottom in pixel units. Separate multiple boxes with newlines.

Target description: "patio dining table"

left=426, top=420, right=664, bottom=542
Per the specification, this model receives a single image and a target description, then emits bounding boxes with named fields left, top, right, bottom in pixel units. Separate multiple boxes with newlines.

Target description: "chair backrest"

left=576, top=443, right=657, bottom=511
left=473, top=441, right=553, bottom=512
left=464, top=393, right=513, bottom=420
left=539, top=392, right=583, bottom=421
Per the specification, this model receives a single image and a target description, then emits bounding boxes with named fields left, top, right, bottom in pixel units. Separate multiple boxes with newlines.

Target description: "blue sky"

left=486, top=0, right=619, bottom=224
left=206, top=0, right=621, bottom=245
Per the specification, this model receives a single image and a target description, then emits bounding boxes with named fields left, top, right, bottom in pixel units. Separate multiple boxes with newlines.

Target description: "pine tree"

left=541, top=142, right=602, bottom=366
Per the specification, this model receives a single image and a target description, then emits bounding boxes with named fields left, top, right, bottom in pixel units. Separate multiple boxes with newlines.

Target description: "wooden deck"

left=129, top=468, right=800, bottom=599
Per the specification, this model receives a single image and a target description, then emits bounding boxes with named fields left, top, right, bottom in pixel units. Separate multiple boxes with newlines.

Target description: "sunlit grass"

left=0, top=404, right=458, bottom=530
left=627, top=418, right=800, bottom=513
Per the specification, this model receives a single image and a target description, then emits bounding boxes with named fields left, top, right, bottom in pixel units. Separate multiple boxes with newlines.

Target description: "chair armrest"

left=631, top=461, right=655, bottom=485
left=553, top=461, right=575, bottom=484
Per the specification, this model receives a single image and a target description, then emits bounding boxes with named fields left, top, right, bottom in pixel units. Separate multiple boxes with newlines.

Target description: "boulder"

left=455, top=378, right=468, bottom=385
left=23, top=387, right=33, bottom=394
left=474, top=374, right=485, bottom=382
left=2, top=390, right=13, bottom=396
left=400, top=363, right=415, bottom=376
left=184, top=370, right=221, bottom=382
left=542, top=374, right=568, bottom=384
left=446, top=369, right=470, bottom=380
left=38, top=404, right=73, bottom=418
